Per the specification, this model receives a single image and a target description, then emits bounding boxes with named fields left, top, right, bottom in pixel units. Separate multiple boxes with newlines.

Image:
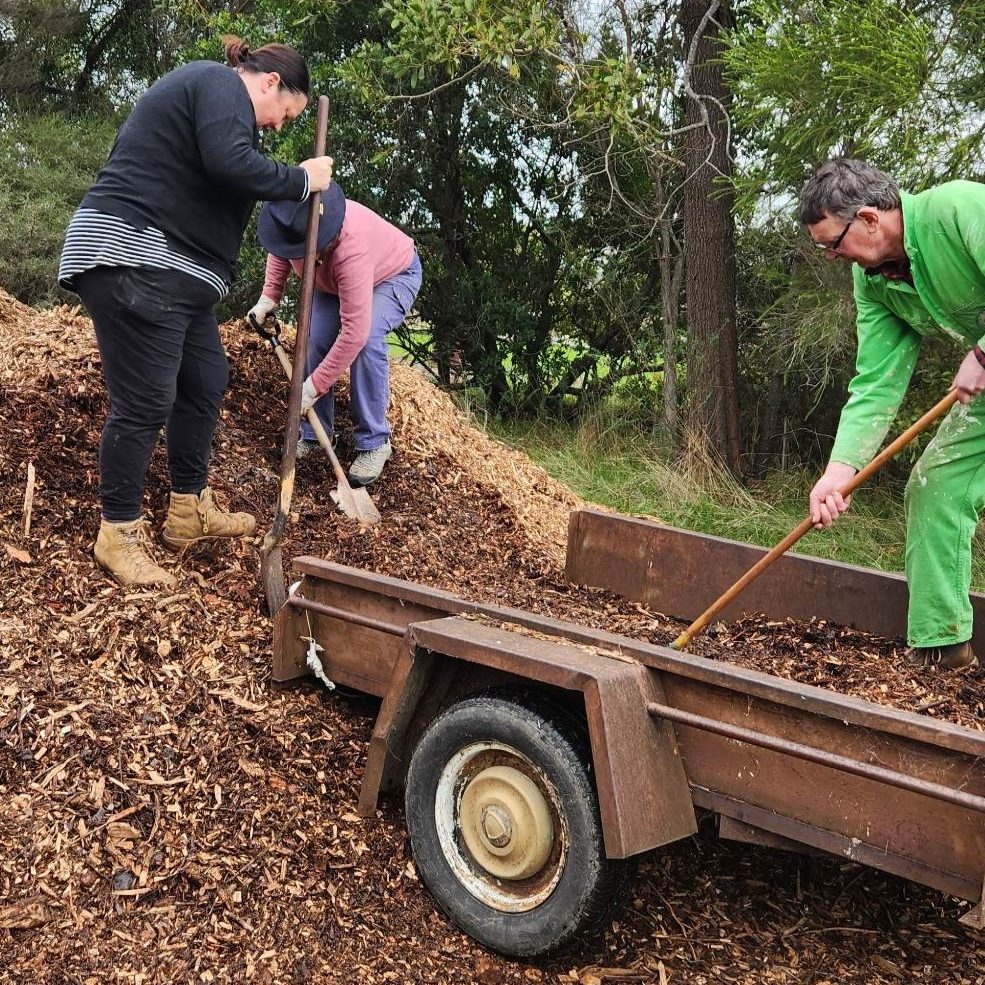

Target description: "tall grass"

left=486, top=411, right=985, bottom=592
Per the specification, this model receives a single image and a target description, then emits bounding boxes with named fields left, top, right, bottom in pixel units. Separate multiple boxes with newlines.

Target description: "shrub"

left=0, top=112, right=117, bottom=307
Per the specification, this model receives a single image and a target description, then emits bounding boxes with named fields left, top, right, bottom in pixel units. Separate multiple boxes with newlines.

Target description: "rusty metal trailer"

left=272, top=507, right=985, bottom=957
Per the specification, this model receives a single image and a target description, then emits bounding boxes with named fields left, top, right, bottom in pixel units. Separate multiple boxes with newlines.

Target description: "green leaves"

left=724, top=0, right=985, bottom=212
left=0, top=112, right=118, bottom=305
left=721, top=0, right=985, bottom=467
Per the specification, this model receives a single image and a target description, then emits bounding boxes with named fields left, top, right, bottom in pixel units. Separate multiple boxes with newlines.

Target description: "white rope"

left=301, top=605, right=335, bottom=690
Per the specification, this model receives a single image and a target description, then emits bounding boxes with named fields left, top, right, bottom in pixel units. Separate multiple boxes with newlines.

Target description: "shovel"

left=250, top=314, right=381, bottom=527
left=671, top=390, right=960, bottom=651
left=259, top=94, right=330, bottom=615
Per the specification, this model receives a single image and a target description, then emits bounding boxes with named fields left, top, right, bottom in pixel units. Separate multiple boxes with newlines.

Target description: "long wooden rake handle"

left=670, top=390, right=960, bottom=651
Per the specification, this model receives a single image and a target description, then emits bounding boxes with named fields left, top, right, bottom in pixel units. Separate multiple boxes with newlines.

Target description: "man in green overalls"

left=800, top=158, right=985, bottom=670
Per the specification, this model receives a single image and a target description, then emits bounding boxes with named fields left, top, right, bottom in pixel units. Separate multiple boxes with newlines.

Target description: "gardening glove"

left=248, top=295, right=278, bottom=328
left=300, top=376, right=319, bottom=415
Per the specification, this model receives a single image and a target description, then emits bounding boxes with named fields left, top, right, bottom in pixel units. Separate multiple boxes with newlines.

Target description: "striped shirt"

left=59, top=171, right=310, bottom=300
left=59, top=61, right=310, bottom=297
left=59, top=208, right=230, bottom=299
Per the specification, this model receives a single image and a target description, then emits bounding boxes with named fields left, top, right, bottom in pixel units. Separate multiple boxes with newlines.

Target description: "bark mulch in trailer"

left=1, top=290, right=983, bottom=983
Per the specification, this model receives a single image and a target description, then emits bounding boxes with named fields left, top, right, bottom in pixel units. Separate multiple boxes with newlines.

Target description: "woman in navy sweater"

left=59, top=36, right=334, bottom=588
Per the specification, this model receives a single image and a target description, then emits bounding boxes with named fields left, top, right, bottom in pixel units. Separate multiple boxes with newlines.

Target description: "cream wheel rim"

left=458, top=765, right=554, bottom=880
left=434, top=741, right=566, bottom=912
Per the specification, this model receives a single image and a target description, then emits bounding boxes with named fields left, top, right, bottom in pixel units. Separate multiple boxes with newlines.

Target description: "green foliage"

left=330, top=0, right=685, bottom=415
left=0, top=113, right=117, bottom=305
left=734, top=220, right=857, bottom=467
left=722, top=0, right=985, bottom=469
left=339, top=0, right=562, bottom=96
left=0, top=1, right=82, bottom=110
left=8, top=0, right=984, bottom=487
left=725, top=0, right=985, bottom=212
left=2, top=0, right=687, bottom=425
left=0, top=0, right=179, bottom=113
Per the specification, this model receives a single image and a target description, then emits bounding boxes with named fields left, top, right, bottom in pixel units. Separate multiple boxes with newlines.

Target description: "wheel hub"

left=459, top=765, right=554, bottom=880
left=481, top=804, right=513, bottom=847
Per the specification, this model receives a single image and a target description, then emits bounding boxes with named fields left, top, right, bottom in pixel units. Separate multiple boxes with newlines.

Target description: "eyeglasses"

left=815, top=214, right=857, bottom=253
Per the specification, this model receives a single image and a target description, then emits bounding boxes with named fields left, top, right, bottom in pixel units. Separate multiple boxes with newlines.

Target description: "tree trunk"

left=422, top=75, right=509, bottom=409
left=659, top=217, right=683, bottom=440
left=678, top=0, right=742, bottom=476
left=73, top=1, right=140, bottom=103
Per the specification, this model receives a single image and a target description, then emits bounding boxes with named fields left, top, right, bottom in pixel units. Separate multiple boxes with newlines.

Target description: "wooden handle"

left=278, top=94, right=331, bottom=472
left=671, top=390, right=960, bottom=651
left=271, top=343, right=353, bottom=491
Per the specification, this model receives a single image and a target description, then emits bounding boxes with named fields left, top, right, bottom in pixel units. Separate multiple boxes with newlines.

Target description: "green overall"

left=830, top=181, right=985, bottom=647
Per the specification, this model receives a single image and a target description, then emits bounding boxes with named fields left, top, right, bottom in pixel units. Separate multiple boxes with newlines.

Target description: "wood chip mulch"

left=2, top=289, right=984, bottom=984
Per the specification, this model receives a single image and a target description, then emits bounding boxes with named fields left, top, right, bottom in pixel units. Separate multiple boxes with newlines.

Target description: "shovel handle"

left=259, top=97, right=331, bottom=613
left=270, top=342, right=353, bottom=491
left=280, top=95, right=331, bottom=465
left=671, top=390, right=960, bottom=651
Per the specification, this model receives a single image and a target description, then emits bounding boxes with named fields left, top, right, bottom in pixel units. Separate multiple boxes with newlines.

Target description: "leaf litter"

left=1, top=288, right=984, bottom=983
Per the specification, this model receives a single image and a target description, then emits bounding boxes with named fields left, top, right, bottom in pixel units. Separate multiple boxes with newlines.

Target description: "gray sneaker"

left=348, top=441, right=392, bottom=486
left=296, top=438, right=322, bottom=460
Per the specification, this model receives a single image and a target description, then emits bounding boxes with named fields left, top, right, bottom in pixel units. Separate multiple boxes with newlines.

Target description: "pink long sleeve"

left=309, top=244, right=375, bottom=392
left=261, top=254, right=293, bottom=304
left=266, top=200, right=414, bottom=393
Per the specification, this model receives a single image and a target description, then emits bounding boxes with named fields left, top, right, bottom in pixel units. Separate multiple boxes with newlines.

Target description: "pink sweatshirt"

left=262, top=199, right=415, bottom=394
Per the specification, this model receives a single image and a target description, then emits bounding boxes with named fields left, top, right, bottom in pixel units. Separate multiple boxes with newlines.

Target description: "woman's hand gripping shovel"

left=671, top=390, right=960, bottom=652
left=249, top=312, right=381, bottom=529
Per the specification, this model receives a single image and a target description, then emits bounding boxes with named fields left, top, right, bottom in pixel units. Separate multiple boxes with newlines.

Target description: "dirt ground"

left=2, top=290, right=985, bottom=984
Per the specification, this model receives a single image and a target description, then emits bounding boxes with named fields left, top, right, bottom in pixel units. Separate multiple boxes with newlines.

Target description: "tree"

left=0, top=0, right=177, bottom=114
left=0, top=1, right=202, bottom=305
left=722, top=0, right=985, bottom=469
left=336, top=0, right=702, bottom=425
left=679, top=0, right=741, bottom=474
left=0, top=112, right=118, bottom=305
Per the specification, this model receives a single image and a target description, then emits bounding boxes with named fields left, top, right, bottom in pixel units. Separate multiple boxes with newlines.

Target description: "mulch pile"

left=1, top=288, right=984, bottom=984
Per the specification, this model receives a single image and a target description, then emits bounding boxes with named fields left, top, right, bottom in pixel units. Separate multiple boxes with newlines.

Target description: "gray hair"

left=798, top=158, right=901, bottom=224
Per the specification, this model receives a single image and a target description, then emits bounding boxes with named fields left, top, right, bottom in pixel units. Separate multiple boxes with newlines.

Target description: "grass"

left=485, top=413, right=985, bottom=593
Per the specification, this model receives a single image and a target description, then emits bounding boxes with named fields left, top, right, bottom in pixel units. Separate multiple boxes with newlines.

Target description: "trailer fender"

left=358, top=616, right=697, bottom=859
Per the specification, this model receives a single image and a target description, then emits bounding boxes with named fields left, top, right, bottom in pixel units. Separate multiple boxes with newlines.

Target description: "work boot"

left=94, top=518, right=176, bottom=588
left=348, top=441, right=392, bottom=487
left=903, top=641, right=978, bottom=670
left=161, top=487, right=256, bottom=551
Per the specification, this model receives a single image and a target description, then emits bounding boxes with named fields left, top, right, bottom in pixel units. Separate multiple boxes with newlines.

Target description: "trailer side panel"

left=565, top=508, right=985, bottom=653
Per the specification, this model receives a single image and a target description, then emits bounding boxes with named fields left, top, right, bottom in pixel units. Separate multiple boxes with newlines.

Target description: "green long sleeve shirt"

left=831, top=180, right=985, bottom=469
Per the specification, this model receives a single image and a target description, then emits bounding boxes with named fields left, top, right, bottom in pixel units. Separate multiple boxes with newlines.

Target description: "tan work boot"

left=161, top=487, right=256, bottom=551
left=94, top=518, right=176, bottom=588
left=903, top=641, right=978, bottom=670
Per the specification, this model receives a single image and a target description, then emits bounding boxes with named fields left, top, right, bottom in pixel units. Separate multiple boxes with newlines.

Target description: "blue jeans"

left=302, top=252, right=422, bottom=451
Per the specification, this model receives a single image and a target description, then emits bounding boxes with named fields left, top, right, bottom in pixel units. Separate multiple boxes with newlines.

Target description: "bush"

left=0, top=112, right=117, bottom=307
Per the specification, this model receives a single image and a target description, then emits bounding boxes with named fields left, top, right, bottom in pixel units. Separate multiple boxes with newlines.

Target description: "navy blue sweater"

left=81, top=60, right=307, bottom=286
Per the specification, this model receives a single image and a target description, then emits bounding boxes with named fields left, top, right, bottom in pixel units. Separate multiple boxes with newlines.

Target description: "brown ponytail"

left=222, top=34, right=310, bottom=96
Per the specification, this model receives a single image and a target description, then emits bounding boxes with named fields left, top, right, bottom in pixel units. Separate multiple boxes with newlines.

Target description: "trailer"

left=271, top=507, right=985, bottom=957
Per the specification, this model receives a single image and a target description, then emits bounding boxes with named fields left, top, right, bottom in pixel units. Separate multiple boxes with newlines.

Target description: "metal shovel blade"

left=308, top=406, right=381, bottom=526
left=330, top=484, right=381, bottom=525
left=267, top=337, right=381, bottom=526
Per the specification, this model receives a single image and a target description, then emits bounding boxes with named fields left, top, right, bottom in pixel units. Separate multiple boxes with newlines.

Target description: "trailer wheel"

left=405, top=689, right=630, bottom=957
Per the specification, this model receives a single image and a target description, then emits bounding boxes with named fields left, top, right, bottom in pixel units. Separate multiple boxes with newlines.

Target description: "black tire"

left=405, top=688, right=633, bottom=957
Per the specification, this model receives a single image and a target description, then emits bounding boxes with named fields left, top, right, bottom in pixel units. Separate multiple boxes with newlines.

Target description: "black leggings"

left=75, top=265, right=228, bottom=521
